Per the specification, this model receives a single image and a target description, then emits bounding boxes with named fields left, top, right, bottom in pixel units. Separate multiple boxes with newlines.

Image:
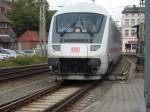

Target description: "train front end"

left=48, top=5, right=108, bottom=80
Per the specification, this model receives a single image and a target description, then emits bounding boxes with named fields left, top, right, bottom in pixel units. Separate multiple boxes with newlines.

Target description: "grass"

left=0, top=55, right=48, bottom=68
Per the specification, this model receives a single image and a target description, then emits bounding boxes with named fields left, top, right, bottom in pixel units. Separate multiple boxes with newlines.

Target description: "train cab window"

left=56, top=13, right=106, bottom=33
left=53, top=13, right=107, bottom=43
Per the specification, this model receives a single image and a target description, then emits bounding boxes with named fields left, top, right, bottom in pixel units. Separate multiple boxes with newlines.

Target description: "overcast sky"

left=48, top=0, right=139, bottom=22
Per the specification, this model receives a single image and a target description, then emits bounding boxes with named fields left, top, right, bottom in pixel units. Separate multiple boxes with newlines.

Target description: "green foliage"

left=0, top=56, right=48, bottom=67
left=6, top=0, right=53, bottom=37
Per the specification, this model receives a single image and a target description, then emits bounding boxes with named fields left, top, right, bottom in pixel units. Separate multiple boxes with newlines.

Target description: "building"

left=0, top=0, right=17, bottom=49
left=18, top=30, right=48, bottom=50
left=121, top=5, right=144, bottom=53
left=0, top=0, right=14, bottom=14
left=0, top=14, right=17, bottom=49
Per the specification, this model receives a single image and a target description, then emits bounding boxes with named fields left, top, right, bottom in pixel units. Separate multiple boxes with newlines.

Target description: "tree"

left=6, top=0, right=53, bottom=37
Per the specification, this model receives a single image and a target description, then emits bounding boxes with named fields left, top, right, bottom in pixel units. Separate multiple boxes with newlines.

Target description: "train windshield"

left=56, top=13, right=105, bottom=34
left=53, top=13, right=106, bottom=43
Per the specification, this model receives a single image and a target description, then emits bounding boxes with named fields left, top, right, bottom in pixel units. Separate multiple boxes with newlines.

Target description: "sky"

left=47, top=0, right=139, bottom=22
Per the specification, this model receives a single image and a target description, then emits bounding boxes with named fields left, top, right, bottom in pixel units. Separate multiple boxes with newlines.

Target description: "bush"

left=0, top=56, right=48, bottom=68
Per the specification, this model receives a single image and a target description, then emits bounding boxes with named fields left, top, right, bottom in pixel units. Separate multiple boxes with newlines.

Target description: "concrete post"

left=145, top=0, right=150, bottom=111
left=39, top=0, right=46, bottom=56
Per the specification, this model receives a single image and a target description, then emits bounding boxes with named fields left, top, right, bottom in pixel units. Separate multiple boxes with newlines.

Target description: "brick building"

left=18, top=30, right=48, bottom=50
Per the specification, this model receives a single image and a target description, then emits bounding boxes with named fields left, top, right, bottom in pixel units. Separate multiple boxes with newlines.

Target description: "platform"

left=83, top=59, right=146, bottom=112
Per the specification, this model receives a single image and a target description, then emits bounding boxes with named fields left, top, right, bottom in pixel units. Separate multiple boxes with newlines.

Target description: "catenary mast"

left=39, top=0, right=46, bottom=56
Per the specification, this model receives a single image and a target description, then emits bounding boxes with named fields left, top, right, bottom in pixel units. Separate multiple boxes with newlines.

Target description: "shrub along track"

left=0, top=80, right=101, bottom=112
left=0, top=63, right=49, bottom=82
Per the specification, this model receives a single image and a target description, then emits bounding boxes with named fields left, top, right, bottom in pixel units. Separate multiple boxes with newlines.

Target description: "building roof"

left=122, top=5, right=144, bottom=14
left=19, top=30, right=48, bottom=42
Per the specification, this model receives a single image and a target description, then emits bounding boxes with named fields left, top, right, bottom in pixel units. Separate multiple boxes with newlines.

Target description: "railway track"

left=0, top=81, right=99, bottom=112
left=0, top=63, right=49, bottom=82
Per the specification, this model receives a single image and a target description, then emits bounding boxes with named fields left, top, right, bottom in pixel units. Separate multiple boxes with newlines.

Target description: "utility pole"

left=39, top=0, right=46, bottom=56
left=145, top=0, right=150, bottom=112
left=139, top=0, right=145, bottom=55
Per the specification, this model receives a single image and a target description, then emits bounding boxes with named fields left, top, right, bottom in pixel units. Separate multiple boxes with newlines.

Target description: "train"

left=48, top=3, right=122, bottom=80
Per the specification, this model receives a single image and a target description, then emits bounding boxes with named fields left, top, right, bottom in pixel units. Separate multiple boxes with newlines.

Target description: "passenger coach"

left=48, top=3, right=122, bottom=80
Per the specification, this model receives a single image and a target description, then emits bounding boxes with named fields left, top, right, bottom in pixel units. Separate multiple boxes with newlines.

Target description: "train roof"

left=54, top=3, right=109, bottom=16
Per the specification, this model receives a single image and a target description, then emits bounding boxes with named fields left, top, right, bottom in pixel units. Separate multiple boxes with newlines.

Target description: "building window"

left=137, top=19, right=140, bottom=24
left=131, top=19, right=135, bottom=26
left=0, top=7, right=5, bottom=13
left=131, top=29, right=136, bottom=36
left=125, top=29, right=129, bottom=36
left=125, top=44, right=131, bottom=49
left=132, top=13, right=135, bottom=16
left=142, top=18, right=144, bottom=23
left=125, top=14, right=128, bottom=17
left=125, top=19, right=129, bottom=27
left=132, top=44, right=138, bottom=49
left=0, top=23, right=8, bottom=28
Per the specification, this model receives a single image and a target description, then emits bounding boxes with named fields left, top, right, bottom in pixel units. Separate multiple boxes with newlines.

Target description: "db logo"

left=71, top=47, right=80, bottom=53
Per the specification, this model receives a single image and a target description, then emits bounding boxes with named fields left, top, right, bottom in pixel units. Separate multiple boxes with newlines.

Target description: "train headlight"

left=52, top=45, right=61, bottom=51
left=90, top=45, right=101, bottom=51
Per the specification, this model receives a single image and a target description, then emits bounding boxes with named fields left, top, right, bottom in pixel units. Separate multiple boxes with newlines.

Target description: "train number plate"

left=71, top=47, right=80, bottom=53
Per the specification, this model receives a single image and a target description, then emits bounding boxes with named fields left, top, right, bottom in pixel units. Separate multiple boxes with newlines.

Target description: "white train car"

left=48, top=3, right=122, bottom=80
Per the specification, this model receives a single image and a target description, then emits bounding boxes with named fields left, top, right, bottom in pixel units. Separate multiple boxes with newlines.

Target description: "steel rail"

left=0, top=63, right=48, bottom=74
left=0, top=80, right=99, bottom=112
left=0, top=64, right=49, bottom=82
left=48, top=81, right=99, bottom=112
left=0, top=81, right=63, bottom=112
left=12, top=81, right=99, bottom=112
